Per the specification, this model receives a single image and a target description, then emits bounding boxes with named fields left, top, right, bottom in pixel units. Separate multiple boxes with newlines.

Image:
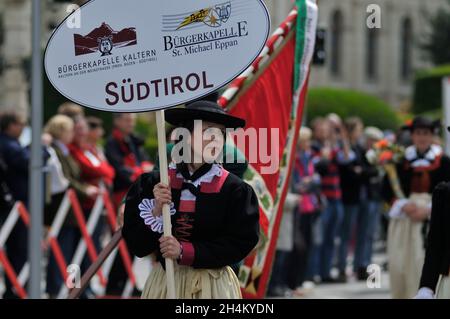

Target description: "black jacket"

left=0, top=153, right=14, bottom=214
left=340, top=143, right=380, bottom=204
left=0, top=133, right=30, bottom=204
left=122, top=169, right=260, bottom=269
left=420, top=182, right=450, bottom=291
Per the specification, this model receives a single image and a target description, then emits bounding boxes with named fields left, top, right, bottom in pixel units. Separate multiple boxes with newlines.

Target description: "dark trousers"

left=268, top=250, right=291, bottom=294
left=2, top=219, right=28, bottom=299
left=268, top=212, right=317, bottom=293
left=46, top=226, right=80, bottom=295
left=105, top=248, right=132, bottom=295
left=45, top=211, right=104, bottom=297
left=105, top=190, right=132, bottom=296
left=319, top=199, right=343, bottom=278
left=286, top=213, right=315, bottom=289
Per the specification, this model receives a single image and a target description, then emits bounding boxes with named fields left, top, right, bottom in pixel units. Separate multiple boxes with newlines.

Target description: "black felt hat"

left=402, top=116, right=440, bottom=134
left=165, top=95, right=245, bottom=129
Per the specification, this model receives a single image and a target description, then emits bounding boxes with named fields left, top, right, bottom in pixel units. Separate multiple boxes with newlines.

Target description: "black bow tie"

left=176, top=162, right=213, bottom=197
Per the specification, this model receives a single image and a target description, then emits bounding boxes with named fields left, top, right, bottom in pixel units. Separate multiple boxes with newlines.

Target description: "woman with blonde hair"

left=44, top=114, right=99, bottom=298
left=44, top=114, right=75, bottom=224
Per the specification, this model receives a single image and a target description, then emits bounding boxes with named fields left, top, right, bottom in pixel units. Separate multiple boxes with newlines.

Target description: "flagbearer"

left=122, top=99, right=260, bottom=299
left=382, top=117, right=450, bottom=299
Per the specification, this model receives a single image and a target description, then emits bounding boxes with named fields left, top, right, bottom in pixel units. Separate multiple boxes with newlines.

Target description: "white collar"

left=169, top=162, right=223, bottom=186
left=405, top=144, right=442, bottom=168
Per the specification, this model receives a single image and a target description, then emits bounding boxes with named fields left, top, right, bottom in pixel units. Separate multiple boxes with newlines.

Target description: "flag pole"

left=155, top=110, right=176, bottom=299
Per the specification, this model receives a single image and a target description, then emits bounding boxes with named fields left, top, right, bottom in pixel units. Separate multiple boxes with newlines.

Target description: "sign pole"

left=29, top=0, right=44, bottom=299
left=443, top=77, right=450, bottom=155
left=155, top=110, right=176, bottom=299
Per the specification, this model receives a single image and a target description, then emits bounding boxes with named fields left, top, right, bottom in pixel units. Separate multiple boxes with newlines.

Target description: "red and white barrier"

left=0, top=188, right=140, bottom=299
left=0, top=202, right=30, bottom=299
left=55, top=190, right=106, bottom=298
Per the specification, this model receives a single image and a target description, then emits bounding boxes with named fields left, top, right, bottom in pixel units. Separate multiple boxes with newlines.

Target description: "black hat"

left=165, top=100, right=245, bottom=129
left=402, top=116, right=440, bottom=134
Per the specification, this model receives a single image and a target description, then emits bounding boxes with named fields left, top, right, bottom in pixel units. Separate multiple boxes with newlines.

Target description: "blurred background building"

left=309, top=0, right=447, bottom=109
left=0, top=0, right=83, bottom=116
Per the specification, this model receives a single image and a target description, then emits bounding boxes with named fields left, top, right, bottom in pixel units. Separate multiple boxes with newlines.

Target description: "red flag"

left=219, top=1, right=318, bottom=298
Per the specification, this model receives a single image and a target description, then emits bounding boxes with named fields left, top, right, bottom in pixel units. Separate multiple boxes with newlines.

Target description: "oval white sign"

left=44, top=0, right=270, bottom=113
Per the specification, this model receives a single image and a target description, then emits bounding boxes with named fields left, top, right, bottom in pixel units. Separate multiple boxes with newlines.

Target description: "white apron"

left=388, top=193, right=430, bottom=299
left=436, top=275, right=450, bottom=299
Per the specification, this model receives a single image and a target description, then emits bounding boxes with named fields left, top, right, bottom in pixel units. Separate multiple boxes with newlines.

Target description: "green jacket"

left=48, top=143, right=92, bottom=227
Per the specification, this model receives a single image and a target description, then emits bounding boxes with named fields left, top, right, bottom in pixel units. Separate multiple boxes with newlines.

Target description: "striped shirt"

left=312, top=141, right=355, bottom=200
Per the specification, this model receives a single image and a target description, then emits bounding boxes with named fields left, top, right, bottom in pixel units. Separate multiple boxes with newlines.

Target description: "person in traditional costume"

left=382, top=117, right=450, bottom=299
left=122, top=100, right=260, bottom=299
left=414, top=126, right=450, bottom=299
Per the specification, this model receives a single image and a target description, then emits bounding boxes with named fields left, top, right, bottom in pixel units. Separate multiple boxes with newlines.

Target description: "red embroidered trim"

left=169, top=168, right=183, bottom=189
left=179, top=200, right=195, bottom=213
left=178, top=242, right=194, bottom=266
left=200, top=169, right=229, bottom=193
left=170, top=166, right=229, bottom=244
left=174, top=214, right=194, bottom=242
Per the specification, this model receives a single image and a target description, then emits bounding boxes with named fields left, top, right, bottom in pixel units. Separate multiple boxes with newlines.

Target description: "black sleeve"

left=105, top=139, right=134, bottom=186
left=192, top=182, right=260, bottom=269
left=381, top=173, right=393, bottom=203
left=339, top=161, right=359, bottom=182
left=122, top=173, right=161, bottom=258
left=440, top=156, right=450, bottom=183
left=4, top=142, right=30, bottom=175
left=419, top=182, right=447, bottom=291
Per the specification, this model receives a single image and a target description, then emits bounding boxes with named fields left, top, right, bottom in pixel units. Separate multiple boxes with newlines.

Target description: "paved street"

left=1, top=251, right=393, bottom=299
left=302, top=251, right=391, bottom=299
left=299, top=272, right=391, bottom=299
left=269, top=252, right=392, bottom=299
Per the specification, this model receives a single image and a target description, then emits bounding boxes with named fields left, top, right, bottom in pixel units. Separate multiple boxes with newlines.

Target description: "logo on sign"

left=74, top=22, right=137, bottom=56
left=163, top=2, right=232, bottom=32
left=98, top=36, right=113, bottom=56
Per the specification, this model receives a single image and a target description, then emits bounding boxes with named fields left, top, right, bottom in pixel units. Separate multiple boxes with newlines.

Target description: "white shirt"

left=46, top=144, right=70, bottom=195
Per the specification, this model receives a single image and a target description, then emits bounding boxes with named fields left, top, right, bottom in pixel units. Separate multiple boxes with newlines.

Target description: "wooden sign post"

left=155, top=110, right=176, bottom=298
